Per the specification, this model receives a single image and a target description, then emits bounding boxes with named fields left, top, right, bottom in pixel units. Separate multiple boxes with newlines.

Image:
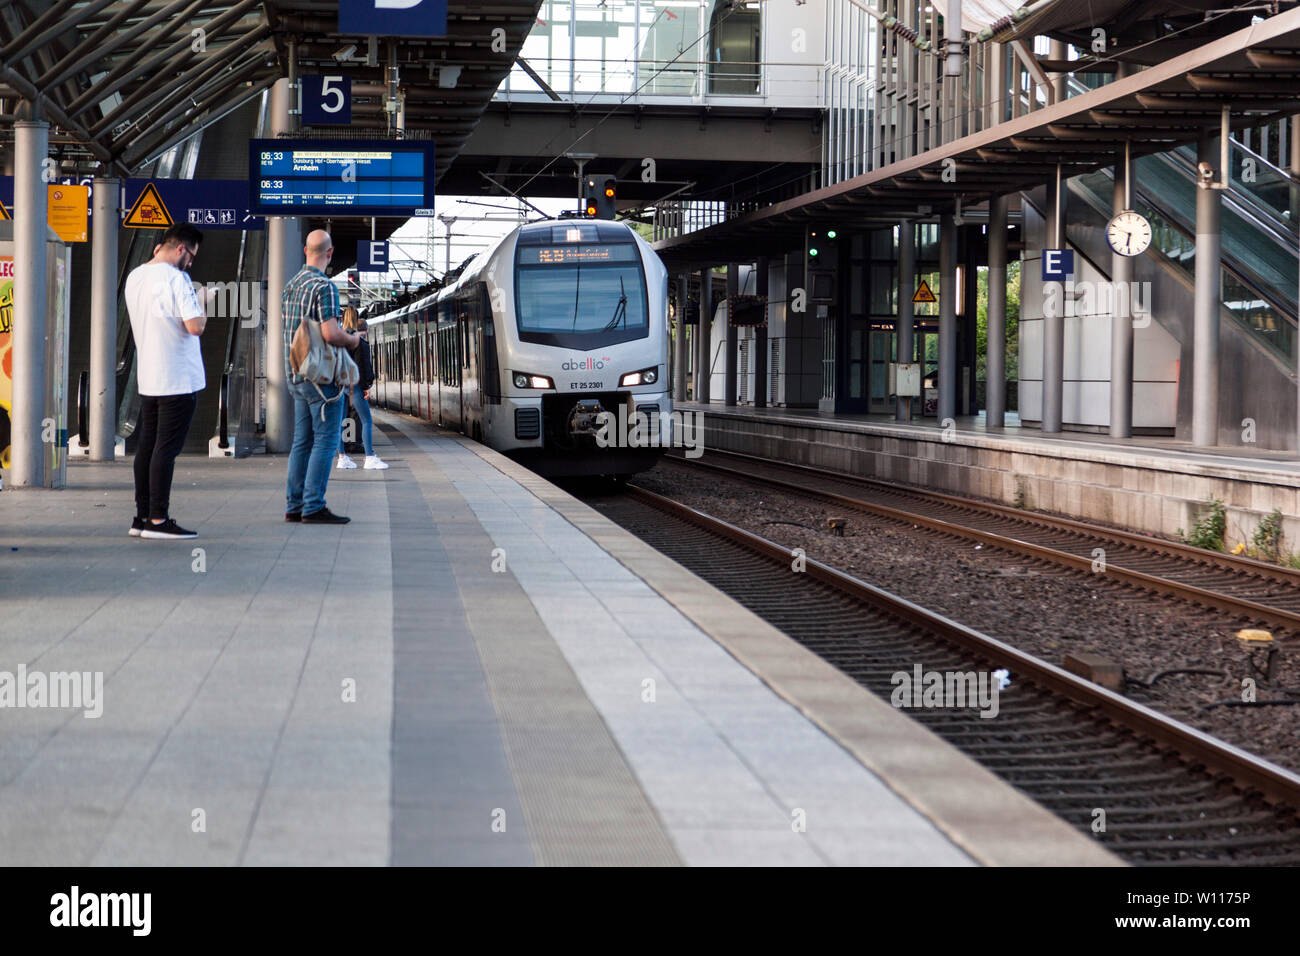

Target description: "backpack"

left=290, top=316, right=360, bottom=413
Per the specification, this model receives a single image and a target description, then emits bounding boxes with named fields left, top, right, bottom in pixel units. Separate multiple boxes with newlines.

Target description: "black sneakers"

left=285, top=511, right=302, bottom=522
left=301, top=508, right=350, bottom=525
left=129, top=517, right=147, bottom=537
left=140, top=519, right=197, bottom=539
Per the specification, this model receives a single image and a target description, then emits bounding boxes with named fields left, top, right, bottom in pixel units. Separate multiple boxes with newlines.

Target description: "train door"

left=458, top=300, right=467, bottom=433
left=422, top=310, right=434, bottom=422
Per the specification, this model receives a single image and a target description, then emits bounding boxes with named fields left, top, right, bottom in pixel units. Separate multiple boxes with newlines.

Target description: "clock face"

left=1107, top=210, right=1152, bottom=257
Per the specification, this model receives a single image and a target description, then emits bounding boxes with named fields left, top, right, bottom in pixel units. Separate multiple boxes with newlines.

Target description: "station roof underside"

left=0, top=1, right=541, bottom=179
left=653, top=7, right=1300, bottom=267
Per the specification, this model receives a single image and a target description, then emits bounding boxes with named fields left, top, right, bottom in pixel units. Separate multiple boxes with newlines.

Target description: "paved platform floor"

left=0, top=411, right=1115, bottom=866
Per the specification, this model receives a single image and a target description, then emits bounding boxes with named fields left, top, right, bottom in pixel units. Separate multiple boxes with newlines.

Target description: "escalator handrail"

left=1162, top=145, right=1299, bottom=251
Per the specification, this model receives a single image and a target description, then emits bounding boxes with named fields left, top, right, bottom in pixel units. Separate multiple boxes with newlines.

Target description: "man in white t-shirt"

left=123, top=224, right=206, bottom=539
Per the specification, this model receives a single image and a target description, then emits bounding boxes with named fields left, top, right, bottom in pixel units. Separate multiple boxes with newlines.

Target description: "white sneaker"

left=337, top=454, right=358, bottom=470
left=364, top=455, right=389, bottom=470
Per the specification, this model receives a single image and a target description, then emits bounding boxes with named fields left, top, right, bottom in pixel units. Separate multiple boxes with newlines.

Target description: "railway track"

left=587, top=484, right=1300, bottom=865
left=664, top=449, right=1300, bottom=636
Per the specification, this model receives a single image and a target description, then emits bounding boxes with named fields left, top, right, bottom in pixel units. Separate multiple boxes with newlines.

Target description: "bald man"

left=282, top=229, right=364, bottom=524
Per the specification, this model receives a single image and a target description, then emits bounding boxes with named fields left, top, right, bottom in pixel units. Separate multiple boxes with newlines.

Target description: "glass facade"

left=501, top=1, right=767, bottom=100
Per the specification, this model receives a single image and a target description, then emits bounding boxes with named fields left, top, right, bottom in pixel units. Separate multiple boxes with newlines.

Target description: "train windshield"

left=515, top=226, right=649, bottom=348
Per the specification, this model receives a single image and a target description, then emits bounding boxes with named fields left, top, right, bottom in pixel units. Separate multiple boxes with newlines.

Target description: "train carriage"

left=371, top=218, right=672, bottom=477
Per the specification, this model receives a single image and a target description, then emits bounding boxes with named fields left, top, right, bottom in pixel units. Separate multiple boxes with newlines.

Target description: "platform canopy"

left=0, top=1, right=542, bottom=178
left=653, top=4, right=1300, bottom=265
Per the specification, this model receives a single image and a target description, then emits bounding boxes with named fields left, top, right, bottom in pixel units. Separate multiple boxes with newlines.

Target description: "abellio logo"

left=561, top=355, right=612, bottom=371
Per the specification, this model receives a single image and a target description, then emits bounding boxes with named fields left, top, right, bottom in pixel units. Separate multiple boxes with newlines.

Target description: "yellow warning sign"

left=122, top=182, right=173, bottom=229
left=912, top=279, right=937, bottom=304
left=0, top=201, right=9, bottom=221
left=47, top=185, right=89, bottom=243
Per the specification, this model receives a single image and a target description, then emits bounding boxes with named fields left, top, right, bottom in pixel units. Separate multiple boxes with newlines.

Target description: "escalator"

left=1037, top=86, right=1298, bottom=447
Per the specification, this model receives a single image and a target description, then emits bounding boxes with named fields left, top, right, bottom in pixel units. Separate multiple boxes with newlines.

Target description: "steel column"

left=1192, top=135, right=1222, bottom=447
left=938, top=214, right=957, bottom=423
left=673, top=273, right=687, bottom=403
left=1109, top=149, right=1135, bottom=439
left=90, top=176, right=118, bottom=460
left=264, top=76, right=299, bottom=452
left=9, top=119, right=49, bottom=488
left=897, top=222, right=916, bottom=422
left=1042, top=166, right=1066, bottom=433
left=724, top=262, right=738, bottom=406
left=696, top=267, right=710, bottom=404
left=986, top=196, right=1008, bottom=428
left=754, top=257, right=768, bottom=409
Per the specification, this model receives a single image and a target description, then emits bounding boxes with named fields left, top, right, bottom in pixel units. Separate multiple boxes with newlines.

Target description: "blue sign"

left=300, top=75, right=351, bottom=126
left=1042, top=249, right=1074, bottom=281
left=125, top=179, right=261, bottom=230
left=358, top=240, right=389, bottom=272
left=249, top=138, right=435, bottom=217
left=339, top=0, right=447, bottom=37
left=0, top=177, right=261, bottom=229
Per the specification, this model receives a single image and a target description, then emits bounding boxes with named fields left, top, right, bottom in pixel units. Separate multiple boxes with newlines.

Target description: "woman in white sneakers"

left=336, top=306, right=388, bottom=471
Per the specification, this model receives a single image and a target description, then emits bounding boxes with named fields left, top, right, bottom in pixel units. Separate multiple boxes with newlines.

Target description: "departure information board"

left=248, top=139, right=435, bottom=217
left=519, top=245, right=637, bottom=265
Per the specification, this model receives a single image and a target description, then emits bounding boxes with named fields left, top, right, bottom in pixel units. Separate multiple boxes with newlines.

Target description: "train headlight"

left=513, top=371, right=554, bottom=389
left=619, top=366, right=659, bottom=387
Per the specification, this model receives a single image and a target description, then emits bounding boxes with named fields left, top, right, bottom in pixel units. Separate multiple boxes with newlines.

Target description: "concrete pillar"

left=673, top=273, right=688, bottom=403
left=724, top=262, right=738, bottom=406
left=1192, top=134, right=1222, bottom=447
left=264, top=77, right=299, bottom=452
left=986, top=196, right=1008, bottom=428
left=1109, top=161, right=1134, bottom=439
left=1042, top=166, right=1067, bottom=433
left=938, top=213, right=957, bottom=423
left=897, top=222, right=915, bottom=422
left=754, top=257, right=769, bottom=409
left=695, top=267, right=710, bottom=403
left=90, top=177, right=118, bottom=461
left=10, top=118, right=49, bottom=488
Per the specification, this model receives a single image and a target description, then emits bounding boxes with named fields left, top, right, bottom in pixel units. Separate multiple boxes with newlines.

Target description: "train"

left=368, top=217, right=673, bottom=477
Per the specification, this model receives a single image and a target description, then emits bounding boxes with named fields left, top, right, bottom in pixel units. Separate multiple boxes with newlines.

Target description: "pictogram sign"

left=123, top=182, right=174, bottom=229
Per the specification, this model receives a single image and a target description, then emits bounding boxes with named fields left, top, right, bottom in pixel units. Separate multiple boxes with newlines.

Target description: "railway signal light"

left=584, top=174, right=617, bottom=219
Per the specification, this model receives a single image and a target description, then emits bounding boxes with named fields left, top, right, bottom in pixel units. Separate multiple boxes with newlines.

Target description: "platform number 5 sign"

left=300, top=76, right=351, bottom=126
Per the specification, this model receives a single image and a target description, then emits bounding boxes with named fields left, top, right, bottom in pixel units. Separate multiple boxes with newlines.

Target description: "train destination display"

left=248, top=139, right=435, bottom=217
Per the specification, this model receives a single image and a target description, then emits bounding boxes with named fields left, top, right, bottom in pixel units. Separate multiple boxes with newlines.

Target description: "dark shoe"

left=140, top=518, right=197, bottom=539
left=301, top=508, right=350, bottom=525
left=129, top=516, right=147, bottom=537
left=285, top=511, right=302, bottom=522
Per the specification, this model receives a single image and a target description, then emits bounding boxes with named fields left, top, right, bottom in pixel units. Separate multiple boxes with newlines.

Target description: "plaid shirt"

left=283, top=265, right=340, bottom=384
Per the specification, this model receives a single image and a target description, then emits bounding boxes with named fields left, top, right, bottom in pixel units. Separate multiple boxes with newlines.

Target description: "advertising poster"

left=0, top=256, right=12, bottom=468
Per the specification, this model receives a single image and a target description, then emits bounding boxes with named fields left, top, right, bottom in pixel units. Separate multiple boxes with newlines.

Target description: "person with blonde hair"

left=337, top=305, right=387, bottom=470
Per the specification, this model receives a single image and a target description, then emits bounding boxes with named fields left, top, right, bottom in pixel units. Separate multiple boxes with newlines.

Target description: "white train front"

left=370, top=218, right=673, bottom=477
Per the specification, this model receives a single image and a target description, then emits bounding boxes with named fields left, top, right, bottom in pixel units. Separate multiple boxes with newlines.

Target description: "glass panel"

left=870, top=263, right=896, bottom=315
left=516, top=262, right=648, bottom=335
left=639, top=3, right=703, bottom=96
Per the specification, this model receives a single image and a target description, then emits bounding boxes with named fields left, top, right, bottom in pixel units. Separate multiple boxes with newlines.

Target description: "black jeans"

left=134, top=393, right=198, bottom=521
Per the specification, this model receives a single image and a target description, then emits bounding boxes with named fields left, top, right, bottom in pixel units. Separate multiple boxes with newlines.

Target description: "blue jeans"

left=339, top=386, right=375, bottom=456
left=287, top=380, right=344, bottom=515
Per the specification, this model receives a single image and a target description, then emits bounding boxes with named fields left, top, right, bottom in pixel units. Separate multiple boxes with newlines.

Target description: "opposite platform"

left=682, top=402, right=1300, bottom=550
left=0, top=411, right=1116, bottom=866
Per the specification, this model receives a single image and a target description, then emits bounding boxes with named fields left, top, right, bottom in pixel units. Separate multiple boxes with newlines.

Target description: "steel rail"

left=625, top=483, right=1300, bottom=810
left=669, top=450, right=1300, bottom=633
